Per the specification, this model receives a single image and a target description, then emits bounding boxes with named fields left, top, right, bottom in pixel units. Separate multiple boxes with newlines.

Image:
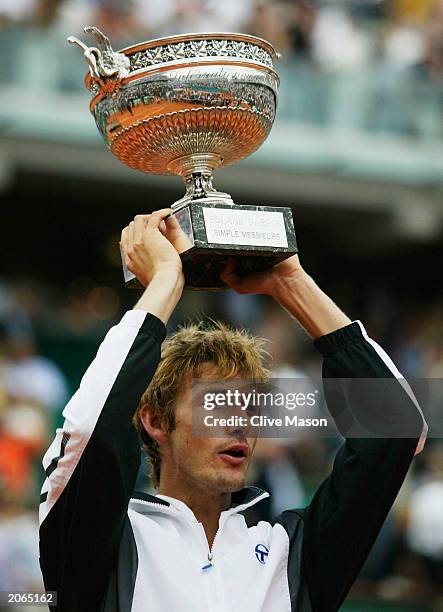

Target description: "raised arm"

left=302, top=322, right=426, bottom=611
left=222, top=255, right=427, bottom=611
left=39, top=211, right=184, bottom=611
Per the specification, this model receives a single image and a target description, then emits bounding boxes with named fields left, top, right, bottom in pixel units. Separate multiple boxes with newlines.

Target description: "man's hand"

left=120, top=210, right=187, bottom=325
left=220, top=255, right=305, bottom=299
left=221, top=254, right=350, bottom=339
left=120, top=210, right=187, bottom=288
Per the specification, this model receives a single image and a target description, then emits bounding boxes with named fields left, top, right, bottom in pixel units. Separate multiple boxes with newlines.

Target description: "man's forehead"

left=179, top=363, right=259, bottom=398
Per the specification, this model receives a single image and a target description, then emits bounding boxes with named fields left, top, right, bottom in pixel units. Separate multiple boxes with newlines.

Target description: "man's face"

left=164, top=364, right=258, bottom=494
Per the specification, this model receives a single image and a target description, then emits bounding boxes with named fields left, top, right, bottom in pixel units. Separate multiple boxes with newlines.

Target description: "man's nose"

left=225, top=412, right=253, bottom=438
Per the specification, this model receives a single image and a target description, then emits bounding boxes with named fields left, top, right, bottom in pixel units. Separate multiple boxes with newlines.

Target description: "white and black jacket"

left=39, top=310, right=427, bottom=612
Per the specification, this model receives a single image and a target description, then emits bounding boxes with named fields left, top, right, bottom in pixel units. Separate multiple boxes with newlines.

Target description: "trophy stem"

left=168, top=153, right=234, bottom=209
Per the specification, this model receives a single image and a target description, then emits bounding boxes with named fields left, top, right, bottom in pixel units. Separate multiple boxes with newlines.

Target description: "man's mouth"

left=218, top=443, right=249, bottom=466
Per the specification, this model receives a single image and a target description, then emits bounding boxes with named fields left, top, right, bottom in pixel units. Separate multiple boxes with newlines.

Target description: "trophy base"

left=181, top=248, right=295, bottom=291
left=122, top=199, right=297, bottom=291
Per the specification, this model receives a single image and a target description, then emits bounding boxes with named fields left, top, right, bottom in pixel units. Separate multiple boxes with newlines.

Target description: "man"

left=39, top=210, right=427, bottom=611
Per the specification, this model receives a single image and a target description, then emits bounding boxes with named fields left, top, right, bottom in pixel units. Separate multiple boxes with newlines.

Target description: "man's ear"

left=139, top=405, right=169, bottom=446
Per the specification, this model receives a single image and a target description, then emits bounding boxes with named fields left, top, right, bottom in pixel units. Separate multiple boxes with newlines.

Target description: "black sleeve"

left=38, top=311, right=166, bottom=612
left=302, top=321, right=426, bottom=612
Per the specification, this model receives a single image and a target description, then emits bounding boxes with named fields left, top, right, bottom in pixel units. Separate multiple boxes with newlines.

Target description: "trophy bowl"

left=69, top=28, right=296, bottom=290
left=73, top=29, right=279, bottom=189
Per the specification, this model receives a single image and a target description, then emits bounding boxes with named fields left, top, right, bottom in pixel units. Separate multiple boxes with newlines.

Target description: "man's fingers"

left=220, top=258, right=242, bottom=288
left=120, top=226, right=130, bottom=261
left=147, top=209, right=173, bottom=231
left=120, top=226, right=133, bottom=268
left=220, top=258, right=263, bottom=294
left=165, top=215, right=181, bottom=232
left=221, top=274, right=254, bottom=294
left=128, top=221, right=135, bottom=250
left=122, top=211, right=171, bottom=250
left=133, top=214, right=150, bottom=243
left=223, top=257, right=236, bottom=276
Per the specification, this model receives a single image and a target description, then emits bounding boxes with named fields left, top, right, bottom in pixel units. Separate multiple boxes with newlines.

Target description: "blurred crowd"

left=0, top=0, right=442, bottom=80
left=0, top=278, right=443, bottom=606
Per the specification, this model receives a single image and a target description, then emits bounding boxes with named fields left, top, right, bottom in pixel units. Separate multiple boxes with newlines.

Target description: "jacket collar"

left=229, top=486, right=269, bottom=511
left=130, top=486, right=269, bottom=516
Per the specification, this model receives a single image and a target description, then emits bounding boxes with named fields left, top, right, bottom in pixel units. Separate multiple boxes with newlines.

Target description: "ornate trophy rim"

left=118, top=31, right=280, bottom=61
left=82, top=31, right=280, bottom=94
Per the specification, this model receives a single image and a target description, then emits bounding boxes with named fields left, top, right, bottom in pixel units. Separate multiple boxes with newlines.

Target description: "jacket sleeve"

left=38, top=310, right=166, bottom=612
left=301, top=321, right=427, bottom=612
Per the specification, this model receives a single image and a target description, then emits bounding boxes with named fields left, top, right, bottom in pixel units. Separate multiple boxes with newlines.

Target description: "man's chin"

left=210, top=471, right=246, bottom=494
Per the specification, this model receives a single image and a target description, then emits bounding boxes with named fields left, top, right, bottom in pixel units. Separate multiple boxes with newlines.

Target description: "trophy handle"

left=67, top=26, right=130, bottom=81
left=67, top=37, right=104, bottom=81
left=83, top=26, right=114, bottom=56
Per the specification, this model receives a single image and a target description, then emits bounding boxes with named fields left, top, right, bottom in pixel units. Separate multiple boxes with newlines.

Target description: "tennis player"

left=39, top=210, right=427, bottom=611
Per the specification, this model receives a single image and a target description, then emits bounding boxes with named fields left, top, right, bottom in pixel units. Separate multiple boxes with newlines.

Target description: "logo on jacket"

left=255, top=543, right=269, bottom=564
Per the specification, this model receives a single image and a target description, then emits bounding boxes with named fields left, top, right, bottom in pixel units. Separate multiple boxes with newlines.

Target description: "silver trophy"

left=69, top=27, right=297, bottom=290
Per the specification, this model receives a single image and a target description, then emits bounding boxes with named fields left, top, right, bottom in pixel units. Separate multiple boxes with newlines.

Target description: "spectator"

left=0, top=401, right=49, bottom=496
left=405, top=444, right=443, bottom=594
left=0, top=0, right=35, bottom=26
left=0, top=488, right=43, bottom=592
left=2, top=333, right=68, bottom=413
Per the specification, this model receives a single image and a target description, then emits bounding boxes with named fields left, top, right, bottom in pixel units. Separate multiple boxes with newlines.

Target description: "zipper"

left=197, top=522, right=220, bottom=612
left=198, top=522, right=214, bottom=571
left=200, top=523, right=222, bottom=571
left=199, top=491, right=269, bottom=572
left=132, top=495, right=221, bottom=571
left=130, top=497, right=172, bottom=510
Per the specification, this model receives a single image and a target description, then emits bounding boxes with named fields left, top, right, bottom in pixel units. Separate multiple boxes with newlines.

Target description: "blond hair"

left=133, top=320, right=270, bottom=488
